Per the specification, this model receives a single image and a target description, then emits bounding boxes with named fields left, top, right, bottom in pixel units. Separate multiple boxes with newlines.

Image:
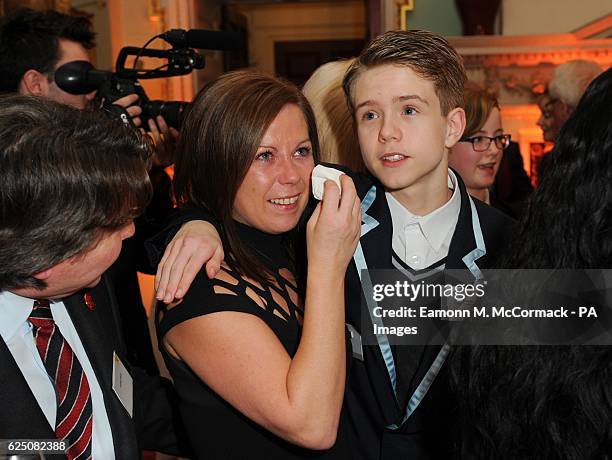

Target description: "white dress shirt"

left=0, top=290, right=116, bottom=459
left=386, top=169, right=461, bottom=270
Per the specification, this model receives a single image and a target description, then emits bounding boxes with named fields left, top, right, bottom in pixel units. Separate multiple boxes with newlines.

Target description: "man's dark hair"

left=0, top=8, right=95, bottom=93
left=0, top=95, right=153, bottom=291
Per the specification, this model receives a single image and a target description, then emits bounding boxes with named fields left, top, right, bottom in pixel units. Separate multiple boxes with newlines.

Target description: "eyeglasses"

left=538, top=97, right=557, bottom=116
left=459, top=134, right=511, bottom=152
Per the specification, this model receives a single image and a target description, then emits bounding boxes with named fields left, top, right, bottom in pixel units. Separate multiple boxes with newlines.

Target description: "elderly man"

left=538, top=59, right=603, bottom=142
left=0, top=95, right=188, bottom=459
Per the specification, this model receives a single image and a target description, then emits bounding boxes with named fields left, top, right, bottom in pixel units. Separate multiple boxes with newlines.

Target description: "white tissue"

left=311, top=164, right=345, bottom=200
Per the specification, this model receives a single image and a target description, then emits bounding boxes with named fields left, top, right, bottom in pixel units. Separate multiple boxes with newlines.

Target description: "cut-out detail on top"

left=159, top=298, right=184, bottom=323
left=213, top=285, right=236, bottom=297
left=153, top=221, right=352, bottom=459
left=216, top=268, right=240, bottom=286
left=210, top=265, right=303, bottom=324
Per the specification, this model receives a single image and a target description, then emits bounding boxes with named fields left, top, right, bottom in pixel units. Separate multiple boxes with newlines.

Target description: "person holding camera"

left=0, top=9, right=139, bottom=115
left=0, top=8, right=176, bottom=375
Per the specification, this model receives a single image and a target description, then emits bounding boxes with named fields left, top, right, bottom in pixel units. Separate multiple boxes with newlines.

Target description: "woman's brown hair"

left=173, top=70, right=320, bottom=284
left=462, top=83, right=500, bottom=137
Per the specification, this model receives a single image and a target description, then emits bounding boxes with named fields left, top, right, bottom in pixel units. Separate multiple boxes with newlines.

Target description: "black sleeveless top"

left=156, top=222, right=349, bottom=459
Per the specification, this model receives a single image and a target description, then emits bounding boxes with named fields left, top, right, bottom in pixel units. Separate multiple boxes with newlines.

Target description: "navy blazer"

left=0, top=274, right=188, bottom=460
left=337, top=166, right=515, bottom=460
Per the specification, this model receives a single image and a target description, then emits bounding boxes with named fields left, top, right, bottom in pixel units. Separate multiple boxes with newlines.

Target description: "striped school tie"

left=29, top=299, right=93, bottom=460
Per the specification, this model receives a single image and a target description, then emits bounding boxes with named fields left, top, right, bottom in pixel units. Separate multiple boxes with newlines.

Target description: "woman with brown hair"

left=155, top=70, right=360, bottom=458
left=448, top=84, right=511, bottom=205
left=448, top=83, right=533, bottom=218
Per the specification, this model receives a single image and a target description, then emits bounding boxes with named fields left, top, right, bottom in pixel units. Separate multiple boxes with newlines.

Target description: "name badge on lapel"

left=112, top=352, right=133, bottom=417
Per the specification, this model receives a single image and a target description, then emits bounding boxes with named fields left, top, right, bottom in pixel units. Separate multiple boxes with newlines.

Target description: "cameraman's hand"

left=148, top=115, right=179, bottom=168
left=113, top=93, right=142, bottom=127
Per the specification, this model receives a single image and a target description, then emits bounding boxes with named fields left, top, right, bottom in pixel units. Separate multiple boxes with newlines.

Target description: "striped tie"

left=29, top=300, right=93, bottom=460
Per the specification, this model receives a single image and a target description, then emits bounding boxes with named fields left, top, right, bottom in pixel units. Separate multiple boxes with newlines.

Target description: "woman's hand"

left=155, top=220, right=224, bottom=303
left=306, top=174, right=361, bottom=275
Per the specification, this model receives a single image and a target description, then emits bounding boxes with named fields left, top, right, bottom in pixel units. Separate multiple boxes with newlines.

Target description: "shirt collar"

left=0, top=290, right=38, bottom=342
left=386, top=169, right=461, bottom=252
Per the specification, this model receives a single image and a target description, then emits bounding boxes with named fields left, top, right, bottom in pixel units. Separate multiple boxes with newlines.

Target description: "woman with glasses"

left=449, top=84, right=511, bottom=207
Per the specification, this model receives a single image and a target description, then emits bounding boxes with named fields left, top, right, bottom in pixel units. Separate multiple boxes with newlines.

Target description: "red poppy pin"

left=84, top=291, right=96, bottom=311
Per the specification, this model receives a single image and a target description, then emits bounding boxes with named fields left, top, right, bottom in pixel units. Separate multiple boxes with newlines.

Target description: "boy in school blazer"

left=338, top=30, right=515, bottom=459
left=337, top=166, right=513, bottom=459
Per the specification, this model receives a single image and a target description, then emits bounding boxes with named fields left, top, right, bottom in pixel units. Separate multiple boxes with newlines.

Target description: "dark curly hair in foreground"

left=452, top=68, right=612, bottom=459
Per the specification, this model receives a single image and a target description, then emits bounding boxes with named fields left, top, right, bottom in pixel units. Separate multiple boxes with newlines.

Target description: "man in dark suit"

left=0, top=95, right=188, bottom=459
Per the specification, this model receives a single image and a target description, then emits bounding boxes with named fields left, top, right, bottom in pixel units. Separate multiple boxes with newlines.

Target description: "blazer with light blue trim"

left=334, top=164, right=516, bottom=460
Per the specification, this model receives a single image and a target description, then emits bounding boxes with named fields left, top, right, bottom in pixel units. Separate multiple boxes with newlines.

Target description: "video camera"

left=55, top=28, right=243, bottom=130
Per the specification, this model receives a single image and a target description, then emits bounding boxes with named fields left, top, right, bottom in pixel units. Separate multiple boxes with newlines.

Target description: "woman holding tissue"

left=156, top=70, right=360, bottom=459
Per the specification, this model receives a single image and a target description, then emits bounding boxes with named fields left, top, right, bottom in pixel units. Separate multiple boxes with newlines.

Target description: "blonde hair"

left=548, top=60, right=603, bottom=109
left=302, top=59, right=365, bottom=172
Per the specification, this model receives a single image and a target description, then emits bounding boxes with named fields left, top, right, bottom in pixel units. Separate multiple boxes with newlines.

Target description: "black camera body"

left=55, top=28, right=243, bottom=130
left=96, top=75, right=187, bottom=130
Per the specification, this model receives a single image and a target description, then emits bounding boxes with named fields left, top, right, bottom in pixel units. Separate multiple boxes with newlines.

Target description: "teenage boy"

left=337, top=30, right=513, bottom=459
left=150, top=30, right=514, bottom=459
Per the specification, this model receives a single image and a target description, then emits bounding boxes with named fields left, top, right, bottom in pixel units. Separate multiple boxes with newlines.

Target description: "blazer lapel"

left=446, top=172, right=484, bottom=272
left=350, top=180, right=406, bottom=420
left=63, top=286, right=114, bottom=399
left=0, top=338, right=57, bottom=441
left=63, top=277, right=138, bottom=459
left=359, top=183, right=394, bottom=272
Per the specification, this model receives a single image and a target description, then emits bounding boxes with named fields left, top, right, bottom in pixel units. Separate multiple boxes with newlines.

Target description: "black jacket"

left=337, top=166, right=515, bottom=460
left=0, top=274, right=191, bottom=459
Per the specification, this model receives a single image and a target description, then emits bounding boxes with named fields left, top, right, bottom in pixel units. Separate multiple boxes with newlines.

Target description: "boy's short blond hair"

left=343, top=30, right=466, bottom=116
